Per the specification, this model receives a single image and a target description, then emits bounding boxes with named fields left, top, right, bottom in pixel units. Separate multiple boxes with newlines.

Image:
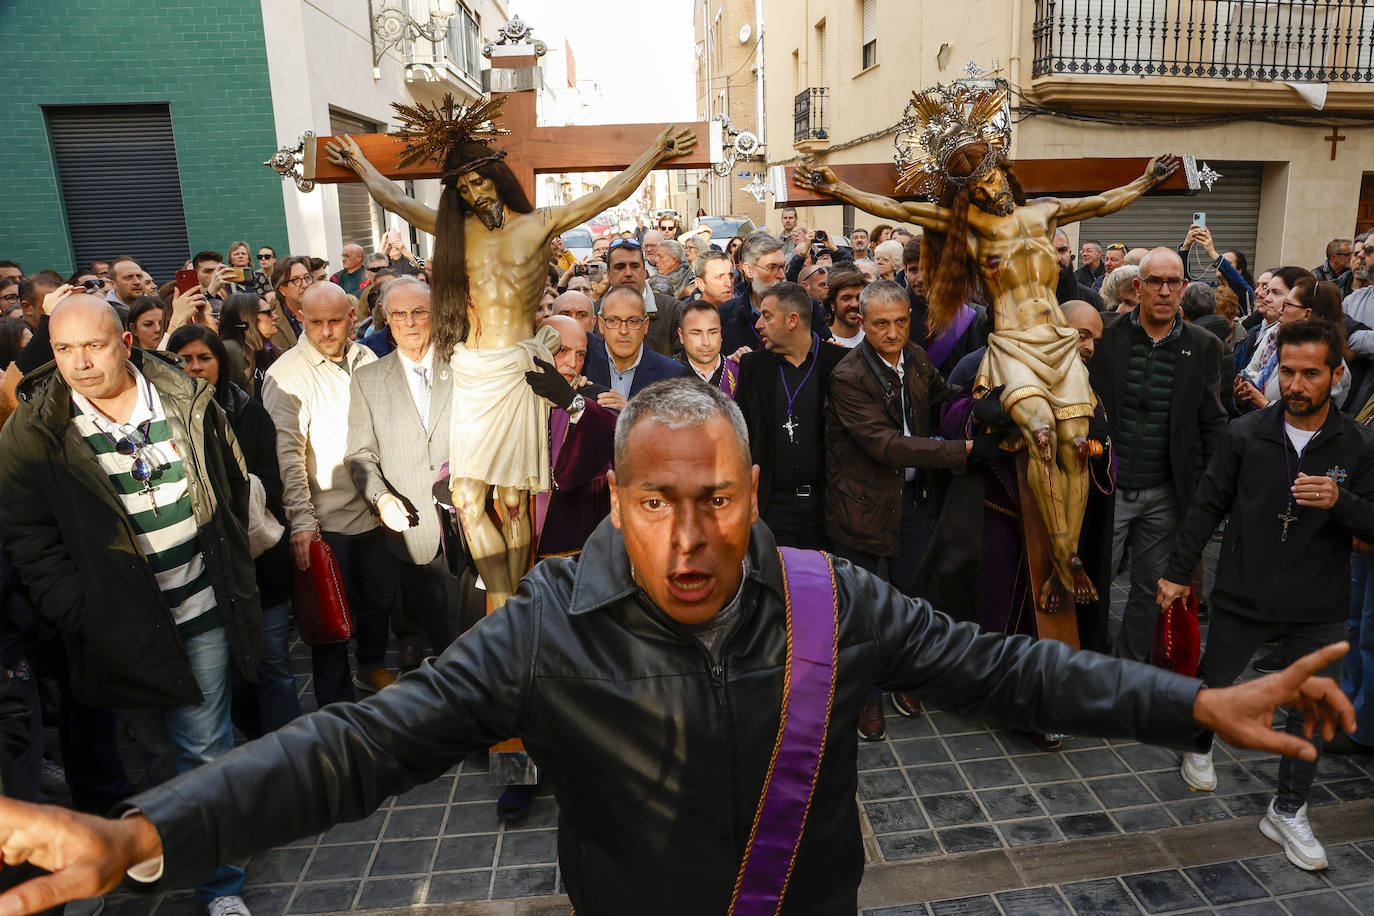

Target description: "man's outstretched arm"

left=793, top=166, right=950, bottom=232
left=325, top=135, right=438, bottom=235
left=547, top=127, right=698, bottom=240
left=1047, top=153, right=1178, bottom=226
left=0, top=574, right=547, bottom=915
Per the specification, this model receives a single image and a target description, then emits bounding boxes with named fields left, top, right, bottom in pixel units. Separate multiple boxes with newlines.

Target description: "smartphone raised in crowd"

left=174, top=269, right=200, bottom=295
left=1192, top=211, right=1207, bottom=229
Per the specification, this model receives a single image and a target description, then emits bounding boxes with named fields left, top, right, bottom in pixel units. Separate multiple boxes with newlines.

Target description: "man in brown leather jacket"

left=0, top=380, right=1356, bottom=916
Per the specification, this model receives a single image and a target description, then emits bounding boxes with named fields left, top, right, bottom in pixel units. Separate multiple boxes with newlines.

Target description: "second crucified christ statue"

left=797, top=82, right=1177, bottom=612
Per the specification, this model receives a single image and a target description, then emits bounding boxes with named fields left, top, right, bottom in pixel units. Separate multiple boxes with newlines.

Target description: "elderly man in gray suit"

left=346, top=277, right=472, bottom=668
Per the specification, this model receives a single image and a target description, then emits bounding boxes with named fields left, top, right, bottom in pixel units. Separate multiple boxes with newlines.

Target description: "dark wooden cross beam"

left=780, top=158, right=1191, bottom=208
left=1325, top=128, right=1346, bottom=161
left=302, top=51, right=713, bottom=201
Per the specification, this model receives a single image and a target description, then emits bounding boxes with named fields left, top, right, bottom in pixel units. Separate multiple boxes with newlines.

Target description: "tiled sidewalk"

left=94, top=552, right=1374, bottom=914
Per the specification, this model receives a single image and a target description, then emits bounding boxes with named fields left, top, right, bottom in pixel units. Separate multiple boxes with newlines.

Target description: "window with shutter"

left=817, top=21, right=827, bottom=86
left=861, top=0, right=878, bottom=69
left=45, top=104, right=190, bottom=282
left=329, top=110, right=387, bottom=255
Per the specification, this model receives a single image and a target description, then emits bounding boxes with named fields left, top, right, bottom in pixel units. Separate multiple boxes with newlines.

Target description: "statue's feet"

left=1039, top=577, right=1067, bottom=614
left=1073, top=436, right=1092, bottom=464
left=1068, top=554, right=1098, bottom=604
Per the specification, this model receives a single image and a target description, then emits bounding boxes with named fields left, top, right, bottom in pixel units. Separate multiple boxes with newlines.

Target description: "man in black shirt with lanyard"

left=1158, top=319, right=1374, bottom=872
left=736, top=282, right=846, bottom=549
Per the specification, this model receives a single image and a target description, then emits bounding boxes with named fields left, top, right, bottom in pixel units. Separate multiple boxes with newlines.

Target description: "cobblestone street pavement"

left=101, top=555, right=1374, bottom=914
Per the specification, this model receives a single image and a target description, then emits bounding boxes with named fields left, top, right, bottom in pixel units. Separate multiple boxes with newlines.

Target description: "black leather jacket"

left=130, top=520, right=1203, bottom=914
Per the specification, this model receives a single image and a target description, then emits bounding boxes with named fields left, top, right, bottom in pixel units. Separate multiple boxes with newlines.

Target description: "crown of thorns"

left=389, top=94, right=509, bottom=173
left=893, top=81, right=1011, bottom=198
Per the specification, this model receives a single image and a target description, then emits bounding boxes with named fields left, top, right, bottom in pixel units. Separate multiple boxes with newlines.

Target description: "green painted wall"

left=0, top=0, right=288, bottom=277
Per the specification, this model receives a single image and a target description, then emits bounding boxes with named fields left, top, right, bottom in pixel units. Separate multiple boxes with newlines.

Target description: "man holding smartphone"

left=192, top=251, right=235, bottom=321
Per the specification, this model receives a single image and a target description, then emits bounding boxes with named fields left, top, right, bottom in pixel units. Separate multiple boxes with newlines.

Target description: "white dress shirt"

left=397, top=346, right=435, bottom=430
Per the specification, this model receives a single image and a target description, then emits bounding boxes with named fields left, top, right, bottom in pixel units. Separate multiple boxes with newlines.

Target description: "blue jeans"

left=232, top=601, right=303, bottom=738
left=120, top=625, right=245, bottom=902
left=1346, top=554, right=1374, bottom=744
left=1110, top=484, right=1180, bottom=662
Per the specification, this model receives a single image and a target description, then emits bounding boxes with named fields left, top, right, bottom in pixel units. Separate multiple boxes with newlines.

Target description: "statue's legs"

left=452, top=476, right=516, bottom=609
left=1007, top=396, right=1075, bottom=613
left=493, top=485, right=532, bottom=596
left=1056, top=415, right=1097, bottom=605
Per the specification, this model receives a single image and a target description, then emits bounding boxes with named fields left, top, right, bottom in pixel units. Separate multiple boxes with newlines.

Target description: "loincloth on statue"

left=974, top=324, right=1095, bottom=422
left=448, top=322, right=561, bottom=492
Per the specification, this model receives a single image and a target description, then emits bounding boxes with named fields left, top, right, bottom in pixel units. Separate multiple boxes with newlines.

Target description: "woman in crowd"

left=870, top=224, right=893, bottom=247
left=873, top=240, right=903, bottom=282
left=0, top=316, right=30, bottom=368
left=1236, top=276, right=1348, bottom=410
left=125, top=296, right=167, bottom=351
left=1099, top=265, right=1140, bottom=312
left=219, top=292, right=272, bottom=397
left=225, top=241, right=271, bottom=298
left=167, top=325, right=302, bottom=736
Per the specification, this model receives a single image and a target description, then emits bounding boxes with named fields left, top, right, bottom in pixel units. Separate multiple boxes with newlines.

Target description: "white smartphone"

left=1192, top=211, right=1207, bottom=228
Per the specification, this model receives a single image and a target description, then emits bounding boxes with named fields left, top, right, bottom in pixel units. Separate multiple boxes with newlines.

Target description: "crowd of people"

left=0, top=216, right=1369, bottom=914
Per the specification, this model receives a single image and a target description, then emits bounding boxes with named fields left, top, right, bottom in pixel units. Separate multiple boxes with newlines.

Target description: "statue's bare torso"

left=463, top=209, right=556, bottom=349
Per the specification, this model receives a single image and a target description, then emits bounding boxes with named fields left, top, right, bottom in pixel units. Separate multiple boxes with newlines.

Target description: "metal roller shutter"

left=330, top=110, right=386, bottom=254
left=1076, top=161, right=1262, bottom=270
left=46, top=104, right=190, bottom=282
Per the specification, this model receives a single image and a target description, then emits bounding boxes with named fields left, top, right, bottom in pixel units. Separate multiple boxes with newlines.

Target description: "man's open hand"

left=0, top=799, right=162, bottom=916
left=1193, top=642, right=1355, bottom=761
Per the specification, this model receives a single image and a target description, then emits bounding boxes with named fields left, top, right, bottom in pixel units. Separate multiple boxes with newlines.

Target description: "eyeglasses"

left=257, top=308, right=275, bottom=316
left=286, top=274, right=314, bottom=287
left=388, top=308, right=432, bottom=324
left=753, top=262, right=787, bottom=275
left=108, top=429, right=156, bottom=486
left=600, top=315, right=646, bottom=330
left=608, top=239, right=643, bottom=253
left=0, top=292, right=18, bottom=305
left=1141, top=276, right=1186, bottom=291
left=1106, top=244, right=1126, bottom=252
left=257, top=253, right=273, bottom=261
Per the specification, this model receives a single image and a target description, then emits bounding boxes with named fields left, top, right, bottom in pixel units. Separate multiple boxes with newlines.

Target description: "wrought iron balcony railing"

left=794, top=87, right=828, bottom=144
left=1032, top=0, right=1374, bottom=83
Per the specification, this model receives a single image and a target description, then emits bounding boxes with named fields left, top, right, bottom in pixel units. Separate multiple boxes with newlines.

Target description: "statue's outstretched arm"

left=545, top=127, right=698, bottom=241
left=1047, top=154, right=1178, bottom=227
left=794, top=166, right=950, bottom=233
left=325, top=136, right=438, bottom=235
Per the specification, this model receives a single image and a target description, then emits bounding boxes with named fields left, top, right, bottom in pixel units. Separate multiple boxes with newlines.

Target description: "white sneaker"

left=1180, top=749, right=1216, bottom=791
left=207, top=895, right=252, bottom=916
left=1259, top=798, right=1327, bottom=870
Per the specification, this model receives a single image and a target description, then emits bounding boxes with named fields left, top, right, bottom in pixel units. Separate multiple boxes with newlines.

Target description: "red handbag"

left=1150, top=593, right=1200, bottom=677
left=292, top=528, right=352, bottom=646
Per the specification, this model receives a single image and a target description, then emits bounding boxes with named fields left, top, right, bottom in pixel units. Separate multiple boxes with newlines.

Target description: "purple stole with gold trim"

left=729, top=547, right=839, bottom=915
left=719, top=356, right=741, bottom=399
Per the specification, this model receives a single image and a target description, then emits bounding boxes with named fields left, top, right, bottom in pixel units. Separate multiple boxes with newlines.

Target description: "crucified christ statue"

left=797, top=148, right=1178, bottom=612
left=327, top=120, right=696, bottom=608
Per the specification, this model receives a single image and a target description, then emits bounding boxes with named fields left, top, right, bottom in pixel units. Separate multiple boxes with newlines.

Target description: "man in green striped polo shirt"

left=0, top=294, right=261, bottom=916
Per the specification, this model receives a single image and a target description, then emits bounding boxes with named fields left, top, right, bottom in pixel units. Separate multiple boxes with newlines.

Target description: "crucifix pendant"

left=142, top=481, right=160, bottom=518
left=782, top=413, right=799, bottom=444
left=1277, top=501, right=1297, bottom=542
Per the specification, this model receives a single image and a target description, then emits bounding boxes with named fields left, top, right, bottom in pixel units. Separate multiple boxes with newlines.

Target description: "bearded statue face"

left=968, top=166, right=1016, bottom=217
left=453, top=170, right=506, bottom=230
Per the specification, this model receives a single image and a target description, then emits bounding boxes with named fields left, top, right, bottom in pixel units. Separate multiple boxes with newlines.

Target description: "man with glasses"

left=584, top=286, right=686, bottom=410
left=1314, top=238, right=1354, bottom=298
left=0, top=294, right=261, bottom=916
left=1075, top=239, right=1106, bottom=290
left=721, top=233, right=788, bottom=356
left=256, top=247, right=277, bottom=280
left=1091, top=247, right=1227, bottom=661
left=346, top=277, right=470, bottom=675
left=601, top=237, right=682, bottom=358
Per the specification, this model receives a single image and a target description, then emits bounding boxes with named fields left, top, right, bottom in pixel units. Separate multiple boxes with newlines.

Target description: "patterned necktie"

left=413, top=365, right=431, bottom=430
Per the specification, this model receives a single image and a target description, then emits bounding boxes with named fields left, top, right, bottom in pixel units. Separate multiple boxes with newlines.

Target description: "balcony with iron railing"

left=383, top=0, right=484, bottom=97
left=1030, top=0, right=1374, bottom=108
left=794, top=87, right=829, bottom=150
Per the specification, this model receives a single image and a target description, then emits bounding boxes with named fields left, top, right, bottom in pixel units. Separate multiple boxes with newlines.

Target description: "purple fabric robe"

left=533, top=400, right=616, bottom=558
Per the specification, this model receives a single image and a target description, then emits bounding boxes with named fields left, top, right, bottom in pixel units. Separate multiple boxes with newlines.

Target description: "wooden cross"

left=1325, top=127, right=1346, bottom=161
left=300, top=48, right=713, bottom=202
left=782, top=159, right=1191, bottom=208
